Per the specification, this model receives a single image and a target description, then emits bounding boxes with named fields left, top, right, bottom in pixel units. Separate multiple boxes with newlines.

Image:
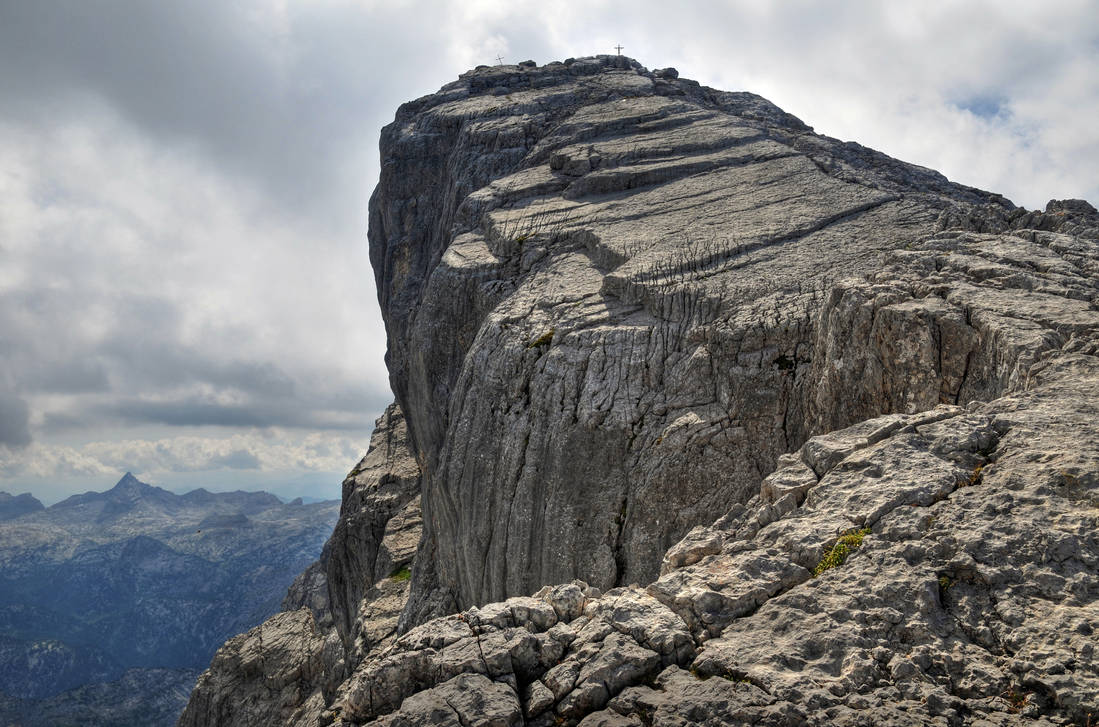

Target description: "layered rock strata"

left=367, top=55, right=1022, bottom=623
left=181, top=56, right=1098, bottom=726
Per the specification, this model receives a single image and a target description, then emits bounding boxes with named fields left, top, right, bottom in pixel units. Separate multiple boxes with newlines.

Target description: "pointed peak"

left=115, top=472, right=145, bottom=489
left=109, top=472, right=164, bottom=501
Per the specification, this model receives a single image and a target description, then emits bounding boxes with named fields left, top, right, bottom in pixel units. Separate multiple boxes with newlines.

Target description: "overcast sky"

left=1, top=0, right=1096, bottom=504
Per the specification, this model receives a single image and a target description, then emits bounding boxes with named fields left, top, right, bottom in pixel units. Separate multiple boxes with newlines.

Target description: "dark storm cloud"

left=105, top=394, right=368, bottom=430
left=0, top=0, right=451, bottom=228
left=97, top=333, right=297, bottom=397
left=20, top=360, right=112, bottom=395
left=0, top=395, right=32, bottom=448
left=35, top=372, right=386, bottom=434
left=2, top=286, right=288, bottom=399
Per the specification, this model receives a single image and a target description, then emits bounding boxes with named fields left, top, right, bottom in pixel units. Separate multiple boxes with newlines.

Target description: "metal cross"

left=615, top=44, right=624, bottom=55
left=496, top=55, right=504, bottom=65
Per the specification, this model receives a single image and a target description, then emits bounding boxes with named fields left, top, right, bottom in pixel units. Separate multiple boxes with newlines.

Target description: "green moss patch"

left=527, top=328, right=555, bottom=348
left=813, top=528, right=871, bottom=576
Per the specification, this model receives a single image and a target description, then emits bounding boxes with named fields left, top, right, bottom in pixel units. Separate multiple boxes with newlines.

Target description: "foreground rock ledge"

left=180, top=56, right=1098, bottom=727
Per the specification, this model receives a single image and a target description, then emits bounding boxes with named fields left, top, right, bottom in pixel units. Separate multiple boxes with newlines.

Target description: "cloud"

left=0, top=442, right=113, bottom=480
left=0, top=394, right=32, bottom=448
left=209, top=449, right=262, bottom=470
left=0, top=430, right=363, bottom=481
left=101, top=393, right=371, bottom=430
left=0, top=0, right=460, bottom=233
left=0, top=108, right=390, bottom=442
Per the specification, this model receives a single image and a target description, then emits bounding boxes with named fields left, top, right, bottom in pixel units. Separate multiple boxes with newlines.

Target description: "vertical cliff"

left=366, top=55, right=1017, bottom=624
left=181, top=57, right=1098, bottom=727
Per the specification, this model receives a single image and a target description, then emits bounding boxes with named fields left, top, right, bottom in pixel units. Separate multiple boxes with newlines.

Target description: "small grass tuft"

left=389, top=565, right=412, bottom=582
left=938, top=574, right=955, bottom=603
left=965, top=463, right=984, bottom=487
left=527, top=328, right=555, bottom=348
left=813, top=527, right=871, bottom=576
left=1001, top=687, right=1030, bottom=714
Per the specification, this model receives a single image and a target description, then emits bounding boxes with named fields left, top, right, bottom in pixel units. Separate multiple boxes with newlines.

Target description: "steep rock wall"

left=324, top=207, right=1099, bottom=726
left=367, top=56, right=1012, bottom=622
left=179, top=405, right=421, bottom=727
left=180, top=57, right=1099, bottom=727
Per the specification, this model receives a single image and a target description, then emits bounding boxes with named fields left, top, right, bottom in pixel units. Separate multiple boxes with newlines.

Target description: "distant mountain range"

left=0, top=473, right=339, bottom=726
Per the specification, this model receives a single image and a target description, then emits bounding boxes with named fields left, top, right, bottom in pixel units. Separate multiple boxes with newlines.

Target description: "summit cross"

left=495, top=55, right=504, bottom=65
left=615, top=44, right=624, bottom=55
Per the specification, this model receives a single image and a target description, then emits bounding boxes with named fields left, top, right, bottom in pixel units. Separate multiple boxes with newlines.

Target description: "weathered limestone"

left=368, top=56, right=1013, bottom=624
left=317, top=352, right=1098, bottom=726
left=326, top=403, right=422, bottom=652
left=176, top=609, right=344, bottom=727
left=181, top=56, right=1098, bottom=727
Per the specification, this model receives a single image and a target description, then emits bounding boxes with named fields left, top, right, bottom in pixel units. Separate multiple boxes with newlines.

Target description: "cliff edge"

left=180, top=56, right=1098, bottom=727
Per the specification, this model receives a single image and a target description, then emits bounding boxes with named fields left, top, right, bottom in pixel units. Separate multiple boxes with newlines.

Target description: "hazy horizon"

left=1, top=468, right=344, bottom=507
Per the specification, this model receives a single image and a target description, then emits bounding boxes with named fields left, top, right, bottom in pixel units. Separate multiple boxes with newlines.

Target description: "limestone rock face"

left=325, top=403, right=422, bottom=651
left=367, top=55, right=1010, bottom=622
left=319, top=354, right=1098, bottom=727
left=177, top=609, right=343, bottom=727
left=181, top=56, right=1099, bottom=727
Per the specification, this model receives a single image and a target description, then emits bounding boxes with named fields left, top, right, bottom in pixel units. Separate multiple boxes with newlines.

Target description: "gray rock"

left=181, top=56, right=1099, bottom=727
left=322, top=352, right=1097, bottom=726
left=327, top=403, right=422, bottom=649
left=367, top=673, right=522, bottom=727
left=177, top=609, right=343, bottom=727
left=179, top=404, right=421, bottom=727
left=283, top=558, right=332, bottom=627
left=368, top=53, right=1010, bottom=625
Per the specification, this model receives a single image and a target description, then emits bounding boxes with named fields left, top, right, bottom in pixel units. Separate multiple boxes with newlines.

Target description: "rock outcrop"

left=181, top=56, right=1098, bottom=726
left=179, top=404, right=422, bottom=727
left=368, top=55, right=1019, bottom=624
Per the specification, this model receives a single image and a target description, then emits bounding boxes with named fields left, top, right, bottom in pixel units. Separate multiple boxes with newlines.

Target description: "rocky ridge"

left=0, top=491, right=44, bottom=521
left=180, top=56, right=1098, bottom=726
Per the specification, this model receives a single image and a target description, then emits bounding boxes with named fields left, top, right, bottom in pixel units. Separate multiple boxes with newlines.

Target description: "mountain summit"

left=106, top=471, right=164, bottom=500
left=112, top=471, right=145, bottom=491
left=182, top=56, right=1099, bottom=727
